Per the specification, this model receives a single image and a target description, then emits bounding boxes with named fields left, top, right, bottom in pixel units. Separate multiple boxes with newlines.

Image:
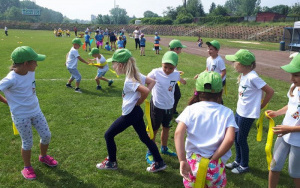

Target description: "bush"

left=175, top=13, right=193, bottom=24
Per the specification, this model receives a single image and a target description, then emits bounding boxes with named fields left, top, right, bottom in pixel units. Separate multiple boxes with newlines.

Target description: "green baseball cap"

left=106, top=49, right=132, bottom=63
left=281, top=53, right=300, bottom=73
left=206, top=40, right=220, bottom=50
left=162, top=51, right=178, bottom=66
left=169, top=39, right=187, bottom=49
left=72, top=38, right=84, bottom=45
left=11, top=46, right=46, bottom=64
left=225, top=49, right=255, bottom=66
left=89, top=48, right=99, bottom=56
left=196, top=71, right=222, bottom=93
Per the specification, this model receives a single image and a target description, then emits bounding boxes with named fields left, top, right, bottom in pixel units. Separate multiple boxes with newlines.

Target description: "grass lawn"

left=0, top=30, right=294, bottom=188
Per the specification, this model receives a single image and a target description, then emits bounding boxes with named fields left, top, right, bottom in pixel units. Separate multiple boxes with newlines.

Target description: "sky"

left=34, top=0, right=300, bottom=20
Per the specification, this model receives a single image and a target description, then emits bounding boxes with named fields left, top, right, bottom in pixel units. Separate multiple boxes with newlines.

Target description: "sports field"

left=0, top=30, right=294, bottom=187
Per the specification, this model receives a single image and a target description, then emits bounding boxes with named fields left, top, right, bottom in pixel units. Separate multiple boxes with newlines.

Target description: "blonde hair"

left=237, top=61, right=256, bottom=83
left=122, top=57, right=142, bottom=83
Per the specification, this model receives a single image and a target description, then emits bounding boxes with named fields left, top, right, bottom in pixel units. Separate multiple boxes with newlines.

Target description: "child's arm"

left=221, top=69, right=226, bottom=79
left=0, top=94, right=8, bottom=104
left=179, top=78, right=186, bottom=85
left=273, top=124, right=300, bottom=136
left=210, top=127, right=235, bottom=161
left=261, top=84, right=274, bottom=109
left=174, top=122, right=192, bottom=181
left=266, top=105, right=288, bottom=118
left=145, top=76, right=156, bottom=91
left=136, top=85, right=150, bottom=106
left=77, top=56, right=89, bottom=65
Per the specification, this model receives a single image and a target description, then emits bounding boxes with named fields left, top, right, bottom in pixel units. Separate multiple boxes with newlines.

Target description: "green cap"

left=89, top=48, right=99, bottom=56
left=281, top=53, right=300, bottom=73
left=11, top=46, right=46, bottom=64
left=162, top=51, right=178, bottom=66
left=196, top=71, right=222, bottom=93
left=106, top=49, right=132, bottom=63
left=206, top=40, right=220, bottom=50
left=225, top=49, right=255, bottom=66
left=169, top=39, right=187, bottom=49
left=72, top=38, right=84, bottom=45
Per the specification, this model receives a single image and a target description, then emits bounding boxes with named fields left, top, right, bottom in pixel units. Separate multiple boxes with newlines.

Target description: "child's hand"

left=273, top=125, right=292, bottom=136
left=180, top=161, right=192, bottom=182
left=194, top=74, right=199, bottom=79
left=265, top=110, right=278, bottom=118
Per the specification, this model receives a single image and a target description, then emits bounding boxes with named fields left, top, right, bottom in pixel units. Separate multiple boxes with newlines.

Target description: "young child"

left=267, top=54, right=300, bottom=188
left=175, top=71, right=238, bottom=188
left=84, top=31, right=91, bottom=52
left=197, top=36, right=203, bottom=47
left=169, top=39, right=186, bottom=116
left=140, top=33, right=146, bottom=56
left=117, top=36, right=124, bottom=49
left=89, top=48, right=113, bottom=90
left=146, top=51, right=186, bottom=164
left=105, top=42, right=111, bottom=51
left=65, top=38, right=90, bottom=93
left=0, top=46, right=58, bottom=180
left=122, top=32, right=127, bottom=48
left=225, top=49, right=274, bottom=174
left=96, top=49, right=166, bottom=172
left=154, top=32, right=160, bottom=55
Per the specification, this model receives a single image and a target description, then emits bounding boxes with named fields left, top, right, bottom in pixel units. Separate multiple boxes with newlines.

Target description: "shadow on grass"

left=80, top=86, right=121, bottom=98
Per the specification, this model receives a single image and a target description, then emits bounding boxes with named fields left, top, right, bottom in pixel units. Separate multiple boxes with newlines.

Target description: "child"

left=267, top=54, right=300, bottom=188
left=169, top=39, right=187, bottom=116
left=140, top=33, right=146, bottom=56
left=146, top=51, right=186, bottom=164
left=105, top=42, right=111, bottom=51
left=154, top=32, right=160, bottom=55
left=133, top=26, right=141, bottom=50
left=225, top=49, right=274, bottom=173
left=197, top=36, right=203, bottom=47
left=84, top=31, right=91, bottom=52
left=5, top=26, right=8, bottom=36
left=175, top=71, right=238, bottom=188
left=65, top=38, right=90, bottom=93
left=66, top=29, right=70, bottom=37
left=117, top=36, right=124, bottom=49
left=109, top=30, right=117, bottom=51
left=122, top=32, right=127, bottom=48
left=96, top=49, right=167, bottom=172
left=89, top=48, right=113, bottom=90
left=0, top=46, right=58, bottom=180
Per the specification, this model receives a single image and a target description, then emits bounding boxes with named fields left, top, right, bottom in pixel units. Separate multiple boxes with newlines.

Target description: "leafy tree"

left=175, top=12, right=193, bottom=24
left=102, top=14, right=111, bottom=24
left=163, top=6, right=178, bottom=20
left=110, top=7, right=129, bottom=24
left=209, top=2, right=216, bottom=14
left=95, top=14, right=104, bottom=24
left=0, top=0, right=20, bottom=13
left=4, top=6, right=23, bottom=21
left=186, top=0, right=204, bottom=17
left=239, top=0, right=260, bottom=17
left=268, top=5, right=289, bottom=15
left=211, top=5, right=228, bottom=16
left=144, top=10, right=159, bottom=18
left=290, top=3, right=300, bottom=15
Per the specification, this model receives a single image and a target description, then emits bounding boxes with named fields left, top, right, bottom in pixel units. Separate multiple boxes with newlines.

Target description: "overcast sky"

left=34, top=0, right=300, bottom=20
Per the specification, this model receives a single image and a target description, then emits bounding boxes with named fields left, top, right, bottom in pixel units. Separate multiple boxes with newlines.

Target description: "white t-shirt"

left=122, top=74, right=146, bottom=115
left=206, top=55, right=226, bottom=81
left=66, top=47, right=80, bottom=69
left=236, top=70, right=266, bottom=118
left=0, top=71, right=40, bottom=118
left=133, top=30, right=140, bottom=39
left=282, top=84, right=300, bottom=147
left=97, top=54, right=108, bottom=72
left=148, top=68, right=180, bottom=109
left=176, top=101, right=239, bottom=163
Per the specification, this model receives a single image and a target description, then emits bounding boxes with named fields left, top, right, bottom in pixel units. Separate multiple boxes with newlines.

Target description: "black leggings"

left=135, top=38, right=140, bottom=49
left=104, top=106, right=163, bottom=163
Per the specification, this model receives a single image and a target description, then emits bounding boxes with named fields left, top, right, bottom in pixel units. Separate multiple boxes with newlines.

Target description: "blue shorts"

left=97, top=69, right=108, bottom=78
left=68, top=68, right=81, bottom=82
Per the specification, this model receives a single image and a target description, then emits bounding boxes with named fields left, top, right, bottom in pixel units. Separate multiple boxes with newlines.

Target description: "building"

left=256, top=12, right=286, bottom=22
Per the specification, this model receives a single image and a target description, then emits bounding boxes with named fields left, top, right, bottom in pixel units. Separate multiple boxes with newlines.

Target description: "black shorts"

left=140, top=45, right=145, bottom=47
left=110, top=36, right=116, bottom=42
left=154, top=46, right=159, bottom=50
left=150, top=99, right=173, bottom=131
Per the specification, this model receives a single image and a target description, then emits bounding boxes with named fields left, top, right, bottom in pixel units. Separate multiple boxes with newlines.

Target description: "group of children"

left=0, top=36, right=299, bottom=188
left=53, top=28, right=70, bottom=37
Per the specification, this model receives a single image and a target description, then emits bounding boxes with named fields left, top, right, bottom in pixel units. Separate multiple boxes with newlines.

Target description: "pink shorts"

left=183, top=153, right=227, bottom=188
left=97, top=41, right=103, bottom=46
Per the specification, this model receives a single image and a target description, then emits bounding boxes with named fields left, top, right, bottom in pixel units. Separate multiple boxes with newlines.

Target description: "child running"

left=0, top=46, right=57, bottom=180
left=146, top=51, right=186, bottom=164
left=175, top=71, right=238, bottom=188
left=225, top=49, right=274, bottom=173
left=89, top=48, right=113, bottom=90
left=140, top=33, right=146, bottom=56
left=65, top=38, right=90, bottom=93
left=84, top=31, right=91, bottom=52
left=267, top=54, right=300, bottom=188
left=96, top=49, right=167, bottom=172
left=154, top=32, right=160, bottom=55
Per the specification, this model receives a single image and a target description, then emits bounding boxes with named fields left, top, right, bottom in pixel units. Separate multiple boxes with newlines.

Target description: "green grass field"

left=0, top=30, right=294, bottom=188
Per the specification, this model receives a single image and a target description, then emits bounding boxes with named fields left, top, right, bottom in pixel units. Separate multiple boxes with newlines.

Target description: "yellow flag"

left=194, top=157, right=210, bottom=188
left=145, top=99, right=154, bottom=139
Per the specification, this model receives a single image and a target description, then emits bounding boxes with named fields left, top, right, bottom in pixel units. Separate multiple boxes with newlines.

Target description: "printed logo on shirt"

left=168, top=81, right=176, bottom=92
left=211, top=65, right=216, bottom=71
left=32, top=81, right=36, bottom=94
left=239, top=86, right=247, bottom=97
left=291, top=111, right=300, bottom=120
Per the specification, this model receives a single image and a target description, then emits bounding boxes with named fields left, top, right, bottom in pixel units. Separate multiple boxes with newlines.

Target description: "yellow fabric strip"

left=195, top=157, right=210, bottom=188
left=13, top=122, right=19, bottom=135
left=145, top=99, right=154, bottom=139
left=264, top=111, right=275, bottom=170
left=256, top=103, right=268, bottom=142
left=109, top=68, right=119, bottom=78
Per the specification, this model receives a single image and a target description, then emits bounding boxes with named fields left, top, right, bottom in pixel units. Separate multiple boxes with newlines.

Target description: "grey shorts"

left=68, top=68, right=81, bottom=82
left=270, top=137, right=300, bottom=178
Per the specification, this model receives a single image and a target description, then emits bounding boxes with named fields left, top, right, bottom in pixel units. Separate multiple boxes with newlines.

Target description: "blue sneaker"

left=96, top=85, right=102, bottom=90
left=146, top=152, right=154, bottom=164
left=231, top=166, right=249, bottom=174
left=160, top=146, right=177, bottom=157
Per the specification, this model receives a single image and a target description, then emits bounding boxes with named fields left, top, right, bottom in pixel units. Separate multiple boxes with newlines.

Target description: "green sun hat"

left=89, top=48, right=99, bottom=56
left=106, top=49, right=132, bottom=63
left=11, top=46, right=46, bottom=64
left=72, top=38, right=84, bottom=46
left=281, top=53, right=300, bottom=73
left=162, top=51, right=178, bottom=66
left=169, top=39, right=187, bottom=49
left=225, top=49, right=255, bottom=66
left=196, top=71, right=222, bottom=93
left=206, top=40, right=220, bottom=50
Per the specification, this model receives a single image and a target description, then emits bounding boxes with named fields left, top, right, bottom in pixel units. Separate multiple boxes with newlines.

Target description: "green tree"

left=110, top=7, right=129, bottom=24
left=186, top=0, right=203, bottom=17
left=144, top=10, right=159, bottom=18
left=175, top=12, right=193, bottom=24
left=4, top=6, right=23, bottom=21
left=211, top=5, right=228, bottom=16
left=95, top=14, right=104, bottom=24
left=0, top=0, right=20, bottom=13
left=238, top=0, right=260, bottom=17
left=163, top=6, right=178, bottom=20
left=269, top=5, right=289, bottom=15
left=209, top=2, right=216, bottom=14
left=224, top=0, right=239, bottom=15
left=102, top=14, right=111, bottom=24
left=289, top=3, right=300, bottom=15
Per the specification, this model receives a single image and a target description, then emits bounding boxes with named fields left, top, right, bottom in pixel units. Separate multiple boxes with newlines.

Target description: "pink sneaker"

left=39, top=155, right=58, bottom=167
left=21, top=167, right=36, bottom=180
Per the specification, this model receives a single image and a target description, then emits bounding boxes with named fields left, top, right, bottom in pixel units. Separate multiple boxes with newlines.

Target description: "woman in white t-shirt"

left=266, top=54, right=300, bottom=188
left=95, top=49, right=166, bottom=173
left=133, top=26, right=141, bottom=50
left=225, top=49, right=274, bottom=174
